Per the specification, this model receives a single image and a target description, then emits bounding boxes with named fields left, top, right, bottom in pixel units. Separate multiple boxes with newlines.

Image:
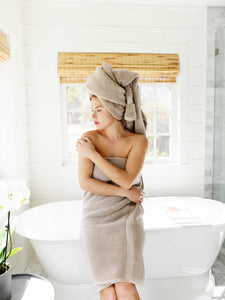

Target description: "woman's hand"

left=76, top=137, right=96, bottom=159
left=124, top=186, right=145, bottom=205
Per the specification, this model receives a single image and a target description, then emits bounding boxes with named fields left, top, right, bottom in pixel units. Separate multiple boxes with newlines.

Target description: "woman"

left=76, top=62, right=148, bottom=300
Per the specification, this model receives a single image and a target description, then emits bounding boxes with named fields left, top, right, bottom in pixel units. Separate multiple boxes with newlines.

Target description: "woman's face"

left=90, top=96, right=115, bottom=130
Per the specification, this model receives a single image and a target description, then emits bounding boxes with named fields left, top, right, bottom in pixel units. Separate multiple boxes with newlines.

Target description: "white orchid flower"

left=0, top=179, right=30, bottom=214
left=7, top=179, right=30, bottom=207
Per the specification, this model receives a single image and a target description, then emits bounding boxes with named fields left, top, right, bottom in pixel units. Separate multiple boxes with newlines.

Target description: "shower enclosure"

left=212, top=26, right=225, bottom=205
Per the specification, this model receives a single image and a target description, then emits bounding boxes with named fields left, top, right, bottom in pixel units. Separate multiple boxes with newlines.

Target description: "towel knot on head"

left=123, top=84, right=136, bottom=121
left=85, top=62, right=147, bottom=135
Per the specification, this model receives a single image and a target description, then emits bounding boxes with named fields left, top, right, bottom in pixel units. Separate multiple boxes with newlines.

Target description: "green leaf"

left=0, top=247, right=6, bottom=260
left=7, top=247, right=22, bottom=258
left=0, top=247, right=6, bottom=265
left=0, top=235, right=7, bottom=254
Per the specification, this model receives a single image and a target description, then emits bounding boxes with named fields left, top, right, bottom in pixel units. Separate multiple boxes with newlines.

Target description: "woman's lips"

left=94, top=122, right=99, bottom=125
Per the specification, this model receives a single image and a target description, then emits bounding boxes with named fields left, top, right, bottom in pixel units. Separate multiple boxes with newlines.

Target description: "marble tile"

left=24, top=252, right=48, bottom=278
left=212, top=257, right=225, bottom=286
left=218, top=246, right=225, bottom=265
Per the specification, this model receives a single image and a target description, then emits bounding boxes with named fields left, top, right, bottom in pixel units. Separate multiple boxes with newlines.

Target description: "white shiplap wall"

left=0, top=0, right=32, bottom=273
left=24, top=2, right=207, bottom=205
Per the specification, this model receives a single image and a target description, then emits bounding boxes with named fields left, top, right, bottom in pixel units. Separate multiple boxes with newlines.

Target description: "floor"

left=24, top=247, right=225, bottom=299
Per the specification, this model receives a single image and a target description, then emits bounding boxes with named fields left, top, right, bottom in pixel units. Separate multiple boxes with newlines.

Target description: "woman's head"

left=86, top=62, right=147, bottom=135
left=90, top=95, right=116, bottom=130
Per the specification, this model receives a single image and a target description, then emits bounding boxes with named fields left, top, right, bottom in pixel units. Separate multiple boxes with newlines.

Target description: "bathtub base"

left=49, top=269, right=215, bottom=300
left=139, top=270, right=215, bottom=300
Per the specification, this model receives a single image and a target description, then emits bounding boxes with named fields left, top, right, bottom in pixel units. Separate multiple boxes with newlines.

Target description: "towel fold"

left=85, top=62, right=147, bottom=135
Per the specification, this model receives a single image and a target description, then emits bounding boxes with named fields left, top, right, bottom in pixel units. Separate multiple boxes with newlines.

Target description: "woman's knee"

left=100, top=284, right=117, bottom=300
left=114, top=282, right=136, bottom=297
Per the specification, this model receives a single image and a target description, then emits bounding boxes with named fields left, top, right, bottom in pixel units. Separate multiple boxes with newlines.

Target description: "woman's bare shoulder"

left=131, top=132, right=147, bottom=139
left=130, top=133, right=148, bottom=144
left=81, top=130, right=98, bottom=139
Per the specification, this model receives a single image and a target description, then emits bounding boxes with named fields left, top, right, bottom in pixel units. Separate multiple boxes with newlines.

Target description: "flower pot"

left=0, top=265, right=12, bottom=300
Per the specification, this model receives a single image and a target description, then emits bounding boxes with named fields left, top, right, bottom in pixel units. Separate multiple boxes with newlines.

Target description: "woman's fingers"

left=75, top=136, right=96, bottom=159
left=132, top=186, right=145, bottom=204
left=76, top=137, right=86, bottom=148
left=76, top=138, right=85, bottom=153
left=137, top=193, right=144, bottom=205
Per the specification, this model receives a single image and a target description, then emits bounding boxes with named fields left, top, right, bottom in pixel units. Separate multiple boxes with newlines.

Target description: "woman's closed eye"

left=91, top=109, right=102, bottom=113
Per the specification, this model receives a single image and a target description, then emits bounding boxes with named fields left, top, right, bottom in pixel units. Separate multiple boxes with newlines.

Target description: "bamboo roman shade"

left=0, top=30, right=10, bottom=61
left=58, top=52, right=179, bottom=84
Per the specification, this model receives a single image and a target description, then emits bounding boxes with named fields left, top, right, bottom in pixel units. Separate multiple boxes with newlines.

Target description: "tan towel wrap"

left=85, top=62, right=147, bottom=136
left=80, top=157, right=145, bottom=292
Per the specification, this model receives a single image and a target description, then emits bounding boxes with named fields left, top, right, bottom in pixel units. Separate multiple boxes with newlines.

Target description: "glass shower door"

left=212, top=26, right=225, bottom=203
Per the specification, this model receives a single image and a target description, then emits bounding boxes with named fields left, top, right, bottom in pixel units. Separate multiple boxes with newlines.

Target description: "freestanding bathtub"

left=16, top=196, right=225, bottom=300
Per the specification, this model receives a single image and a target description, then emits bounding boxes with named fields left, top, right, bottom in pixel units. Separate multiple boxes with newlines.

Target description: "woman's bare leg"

left=114, top=282, right=141, bottom=300
left=100, top=284, right=118, bottom=300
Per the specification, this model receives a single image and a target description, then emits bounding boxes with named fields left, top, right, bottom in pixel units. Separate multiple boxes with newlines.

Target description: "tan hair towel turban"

left=85, top=62, right=147, bottom=136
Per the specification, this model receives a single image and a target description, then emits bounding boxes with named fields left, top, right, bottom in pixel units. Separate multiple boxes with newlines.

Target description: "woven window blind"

left=0, top=30, right=10, bottom=61
left=58, top=52, right=179, bottom=84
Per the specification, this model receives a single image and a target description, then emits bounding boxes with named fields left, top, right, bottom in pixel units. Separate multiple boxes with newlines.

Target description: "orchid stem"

left=3, top=211, right=10, bottom=267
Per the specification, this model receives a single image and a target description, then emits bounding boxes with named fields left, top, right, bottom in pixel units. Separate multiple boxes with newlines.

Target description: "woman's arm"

left=77, top=134, right=148, bottom=190
left=78, top=154, right=144, bottom=203
left=78, top=154, right=126, bottom=196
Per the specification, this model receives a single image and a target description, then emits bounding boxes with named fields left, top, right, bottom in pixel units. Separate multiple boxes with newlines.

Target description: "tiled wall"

left=205, top=7, right=225, bottom=199
left=213, top=26, right=225, bottom=203
left=0, top=0, right=32, bottom=273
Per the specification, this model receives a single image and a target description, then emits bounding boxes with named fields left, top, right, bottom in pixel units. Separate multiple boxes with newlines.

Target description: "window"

left=61, top=82, right=178, bottom=165
left=140, top=83, right=178, bottom=162
left=58, top=52, right=180, bottom=165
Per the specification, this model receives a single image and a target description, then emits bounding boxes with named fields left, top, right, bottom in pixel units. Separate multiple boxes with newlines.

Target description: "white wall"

left=24, top=2, right=207, bottom=206
left=0, top=0, right=32, bottom=273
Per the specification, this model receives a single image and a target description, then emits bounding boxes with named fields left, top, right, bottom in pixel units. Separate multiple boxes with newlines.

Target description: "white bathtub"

left=16, top=196, right=225, bottom=300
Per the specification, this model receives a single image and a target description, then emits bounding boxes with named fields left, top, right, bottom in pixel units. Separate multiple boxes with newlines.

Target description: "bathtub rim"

left=15, top=197, right=225, bottom=242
